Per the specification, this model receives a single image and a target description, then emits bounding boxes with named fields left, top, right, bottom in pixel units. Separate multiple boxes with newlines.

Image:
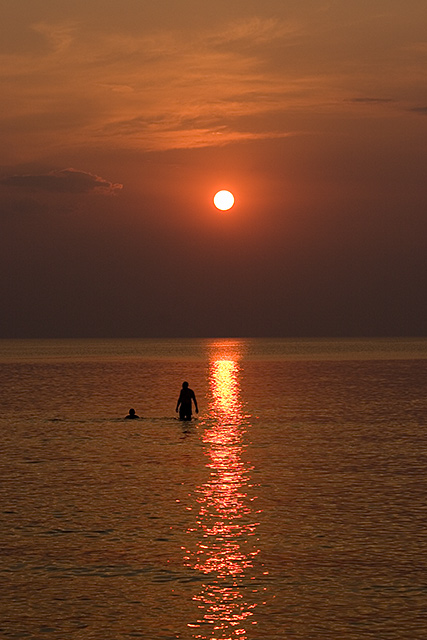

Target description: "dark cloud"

left=348, top=97, right=394, bottom=104
left=410, top=106, right=427, bottom=114
left=1, top=168, right=123, bottom=194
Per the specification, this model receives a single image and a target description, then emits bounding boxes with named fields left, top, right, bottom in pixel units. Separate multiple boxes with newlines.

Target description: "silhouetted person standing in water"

left=176, top=381, right=198, bottom=421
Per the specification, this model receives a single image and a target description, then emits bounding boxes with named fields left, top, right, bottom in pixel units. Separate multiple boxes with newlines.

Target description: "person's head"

left=129, top=408, right=135, bottom=415
left=182, top=381, right=189, bottom=389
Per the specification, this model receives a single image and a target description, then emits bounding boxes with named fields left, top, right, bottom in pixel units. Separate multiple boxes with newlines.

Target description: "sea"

left=1, top=338, right=426, bottom=640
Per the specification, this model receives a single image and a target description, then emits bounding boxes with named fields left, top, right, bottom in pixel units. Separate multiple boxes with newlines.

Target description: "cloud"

left=0, top=17, right=305, bottom=157
left=1, top=169, right=123, bottom=194
left=31, top=21, right=77, bottom=53
left=206, top=16, right=301, bottom=48
left=350, top=98, right=393, bottom=104
left=2, top=10, right=425, bottom=159
left=349, top=97, right=394, bottom=104
left=410, top=106, right=427, bottom=114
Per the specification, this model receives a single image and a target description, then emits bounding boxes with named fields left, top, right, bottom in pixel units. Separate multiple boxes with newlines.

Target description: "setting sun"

left=213, top=190, right=235, bottom=211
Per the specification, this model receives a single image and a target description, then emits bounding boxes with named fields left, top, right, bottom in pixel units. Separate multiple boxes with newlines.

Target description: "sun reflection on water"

left=185, top=342, right=261, bottom=640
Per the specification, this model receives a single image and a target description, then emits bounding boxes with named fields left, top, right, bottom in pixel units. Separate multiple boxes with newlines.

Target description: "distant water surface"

left=1, top=338, right=426, bottom=639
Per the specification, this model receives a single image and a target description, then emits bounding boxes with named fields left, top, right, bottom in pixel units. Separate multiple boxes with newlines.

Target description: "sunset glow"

left=0, top=3, right=426, bottom=338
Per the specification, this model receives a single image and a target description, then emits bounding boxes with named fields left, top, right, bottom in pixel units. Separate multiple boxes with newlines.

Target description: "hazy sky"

left=1, top=0, right=426, bottom=337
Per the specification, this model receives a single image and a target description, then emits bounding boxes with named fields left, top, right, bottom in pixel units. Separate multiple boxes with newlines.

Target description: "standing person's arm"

left=192, top=390, right=198, bottom=414
left=176, top=392, right=181, bottom=413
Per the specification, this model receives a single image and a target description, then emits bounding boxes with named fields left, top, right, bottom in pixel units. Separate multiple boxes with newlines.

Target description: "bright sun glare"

left=213, top=190, right=235, bottom=211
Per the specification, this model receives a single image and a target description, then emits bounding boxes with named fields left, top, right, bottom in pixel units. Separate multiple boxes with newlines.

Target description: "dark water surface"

left=1, top=339, right=426, bottom=639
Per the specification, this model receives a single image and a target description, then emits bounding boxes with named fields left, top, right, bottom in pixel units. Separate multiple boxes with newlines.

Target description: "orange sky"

left=1, top=1, right=426, bottom=337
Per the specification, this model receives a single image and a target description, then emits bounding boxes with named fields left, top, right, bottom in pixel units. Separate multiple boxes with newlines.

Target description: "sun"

left=213, top=190, right=235, bottom=211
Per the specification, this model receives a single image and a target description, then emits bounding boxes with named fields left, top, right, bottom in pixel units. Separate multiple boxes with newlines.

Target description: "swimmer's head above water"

left=125, top=408, right=140, bottom=419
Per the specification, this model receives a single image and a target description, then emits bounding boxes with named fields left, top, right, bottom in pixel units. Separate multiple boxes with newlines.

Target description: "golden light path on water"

left=184, top=342, right=264, bottom=640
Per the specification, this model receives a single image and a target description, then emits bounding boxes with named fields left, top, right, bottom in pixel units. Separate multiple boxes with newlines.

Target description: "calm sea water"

left=1, top=338, right=426, bottom=640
